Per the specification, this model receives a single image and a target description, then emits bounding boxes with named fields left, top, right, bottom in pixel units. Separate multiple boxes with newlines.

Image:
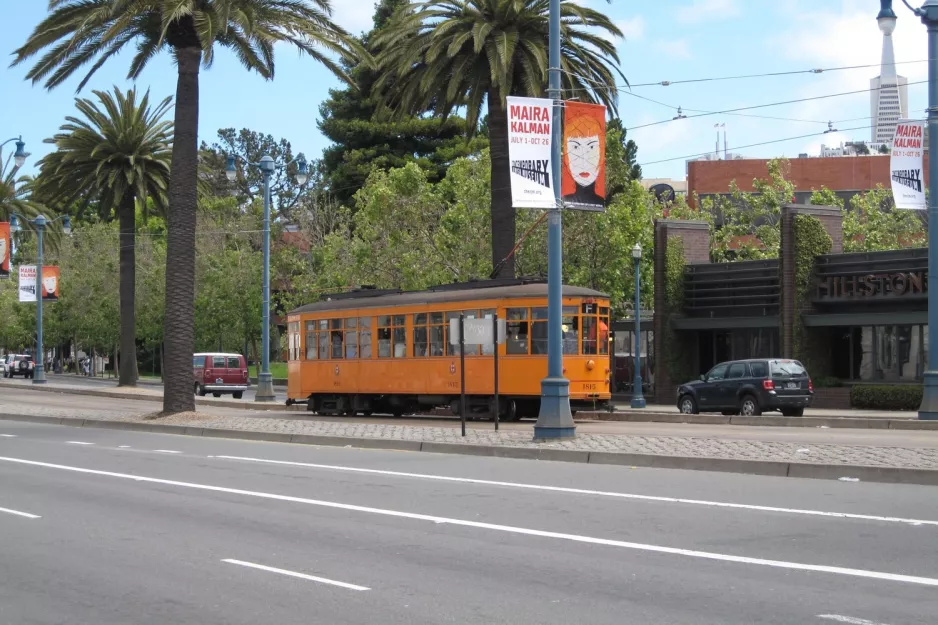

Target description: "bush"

left=850, top=385, right=922, bottom=411
left=812, top=376, right=843, bottom=388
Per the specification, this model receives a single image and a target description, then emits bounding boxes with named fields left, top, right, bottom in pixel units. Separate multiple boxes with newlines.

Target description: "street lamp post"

left=1, top=136, right=27, bottom=169
left=885, top=0, right=938, bottom=419
left=533, top=0, right=576, bottom=439
left=226, top=152, right=308, bottom=403
left=10, top=213, right=72, bottom=384
left=631, top=243, right=646, bottom=409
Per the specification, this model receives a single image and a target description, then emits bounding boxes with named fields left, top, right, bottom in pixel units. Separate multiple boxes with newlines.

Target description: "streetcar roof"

left=289, top=283, right=609, bottom=315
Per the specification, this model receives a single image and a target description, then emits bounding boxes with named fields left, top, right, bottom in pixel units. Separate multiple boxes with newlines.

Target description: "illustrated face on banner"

left=566, top=127, right=602, bottom=187
left=561, top=101, right=607, bottom=210
left=0, top=222, right=9, bottom=277
left=41, top=267, right=60, bottom=301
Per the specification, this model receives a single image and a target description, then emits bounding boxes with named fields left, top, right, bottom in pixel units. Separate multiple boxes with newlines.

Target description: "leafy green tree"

left=33, top=88, right=172, bottom=386
left=878, top=144, right=890, bottom=154
left=14, top=0, right=363, bottom=414
left=853, top=142, right=871, bottom=155
left=810, top=185, right=926, bottom=252
left=373, top=0, right=624, bottom=278
left=605, top=119, right=641, bottom=204
left=200, top=128, right=308, bottom=220
left=0, top=148, right=43, bottom=225
left=318, top=0, right=484, bottom=206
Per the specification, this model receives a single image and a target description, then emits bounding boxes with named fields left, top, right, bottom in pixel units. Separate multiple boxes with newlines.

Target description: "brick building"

left=686, top=154, right=930, bottom=207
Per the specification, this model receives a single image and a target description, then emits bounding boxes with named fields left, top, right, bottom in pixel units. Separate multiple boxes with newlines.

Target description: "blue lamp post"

left=884, top=1, right=938, bottom=419
left=533, top=0, right=576, bottom=440
left=631, top=243, right=646, bottom=409
left=10, top=213, right=72, bottom=384
left=1, top=136, right=27, bottom=169
left=226, top=152, right=308, bottom=402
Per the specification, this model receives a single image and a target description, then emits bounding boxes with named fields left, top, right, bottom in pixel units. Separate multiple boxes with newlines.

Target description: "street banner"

left=891, top=119, right=926, bottom=210
left=562, top=101, right=607, bottom=212
left=41, top=266, right=60, bottom=301
left=0, top=222, right=9, bottom=279
left=18, top=265, right=59, bottom=302
left=507, top=96, right=555, bottom=209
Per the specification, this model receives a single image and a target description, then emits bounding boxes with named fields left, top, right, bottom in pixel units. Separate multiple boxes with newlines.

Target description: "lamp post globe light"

left=9, top=212, right=71, bottom=384
left=882, top=0, right=938, bottom=419
left=1, top=136, right=27, bottom=169
left=630, top=243, right=646, bottom=409
left=225, top=152, right=308, bottom=402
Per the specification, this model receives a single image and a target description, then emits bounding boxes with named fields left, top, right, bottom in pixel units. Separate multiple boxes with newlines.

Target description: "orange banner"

left=41, top=266, right=59, bottom=301
left=0, top=222, right=9, bottom=278
left=561, top=101, right=607, bottom=210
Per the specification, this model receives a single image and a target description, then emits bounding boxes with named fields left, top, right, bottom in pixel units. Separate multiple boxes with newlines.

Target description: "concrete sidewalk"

left=3, top=381, right=938, bottom=486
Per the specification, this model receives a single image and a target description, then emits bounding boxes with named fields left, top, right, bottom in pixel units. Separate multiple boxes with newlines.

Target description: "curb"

left=4, top=383, right=302, bottom=412
left=3, top=413, right=937, bottom=487
left=583, top=410, right=938, bottom=431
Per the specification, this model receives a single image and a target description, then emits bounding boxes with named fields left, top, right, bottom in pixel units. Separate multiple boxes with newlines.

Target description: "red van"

left=193, top=353, right=249, bottom=399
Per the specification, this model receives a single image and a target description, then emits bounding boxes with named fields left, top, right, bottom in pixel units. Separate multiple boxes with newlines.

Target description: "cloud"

left=653, top=39, right=692, bottom=60
left=675, top=0, right=739, bottom=24
left=616, top=16, right=646, bottom=41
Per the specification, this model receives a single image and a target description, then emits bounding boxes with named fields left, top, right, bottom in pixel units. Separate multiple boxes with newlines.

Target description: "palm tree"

left=33, top=87, right=173, bottom=388
left=0, top=152, right=42, bottom=225
left=373, top=0, right=623, bottom=278
left=13, top=1, right=360, bottom=414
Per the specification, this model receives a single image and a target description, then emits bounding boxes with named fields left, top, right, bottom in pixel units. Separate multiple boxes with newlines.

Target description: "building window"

left=830, top=325, right=925, bottom=381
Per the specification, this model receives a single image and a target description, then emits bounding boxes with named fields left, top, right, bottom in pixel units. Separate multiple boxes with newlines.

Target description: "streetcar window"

left=377, top=315, right=390, bottom=327
left=531, top=308, right=548, bottom=355
left=414, top=326, right=428, bottom=357
left=429, top=325, right=445, bottom=356
left=306, top=321, right=317, bottom=360
left=359, top=317, right=372, bottom=358
left=318, top=330, right=328, bottom=359
left=582, top=316, right=597, bottom=355
left=481, top=309, right=496, bottom=355
left=446, top=312, right=461, bottom=356
left=345, top=317, right=357, bottom=329
left=562, top=316, right=579, bottom=355
left=430, top=312, right=443, bottom=325
left=319, top=319, right=328, bottom=330
left=394, top=326, right=407, bottom=358
left=331, top=325, right=344, bottom=360
left=378, top=328, right=392, bottom=358
left=414, top=313, right=427, bottom=325
left=506, top=308, right=528, bottom=355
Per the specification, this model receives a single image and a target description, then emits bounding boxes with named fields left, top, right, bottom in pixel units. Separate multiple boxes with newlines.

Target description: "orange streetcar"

left=285, top=280, right=612, bottom=419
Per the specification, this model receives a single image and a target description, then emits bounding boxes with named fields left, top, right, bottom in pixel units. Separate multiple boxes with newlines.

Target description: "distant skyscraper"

left=871, top=5, right=909, bottom=144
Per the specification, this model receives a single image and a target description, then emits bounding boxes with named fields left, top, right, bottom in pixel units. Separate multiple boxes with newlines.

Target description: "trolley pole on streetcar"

left=534, top=0, right=576, bottom=440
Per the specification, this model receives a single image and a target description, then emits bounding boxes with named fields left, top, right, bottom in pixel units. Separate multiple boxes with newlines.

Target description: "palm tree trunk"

left=118, top=191, right=138, bottom=386
left=487, top=87, right=516, bottom=279
left=162, top=43, right=201, bottom=414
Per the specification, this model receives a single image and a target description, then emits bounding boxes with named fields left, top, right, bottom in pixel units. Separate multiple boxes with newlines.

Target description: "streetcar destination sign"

left=449, top=318, right=507, bottom=346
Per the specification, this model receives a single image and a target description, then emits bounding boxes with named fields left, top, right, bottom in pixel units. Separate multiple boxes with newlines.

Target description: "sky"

left=0, top=0, right=930, bottom=183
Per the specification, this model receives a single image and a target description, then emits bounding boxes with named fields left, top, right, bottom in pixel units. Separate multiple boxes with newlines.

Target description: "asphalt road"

left=0, top=421, right=936, bottom=624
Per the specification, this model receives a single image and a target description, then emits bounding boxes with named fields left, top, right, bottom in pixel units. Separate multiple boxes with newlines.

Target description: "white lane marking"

left=222, top=559, right=370, bottom=591
left=66, top=441, right=94, bottom=445
left=0, top=506, right=41, bottom=519
left=0, top=434, right=17, bottom=438
left=212, top=456, right=938, bottom=528
left=118, top=446, right=131, bottom=449
left=0, top=455, right=936, bottom=588
left=153, top=450, right=181, bottom=454
left=818, top=615, right=892, bottom=625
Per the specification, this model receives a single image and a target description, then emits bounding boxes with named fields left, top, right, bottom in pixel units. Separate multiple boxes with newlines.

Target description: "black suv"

left=677, top=359, right=813, bottom=417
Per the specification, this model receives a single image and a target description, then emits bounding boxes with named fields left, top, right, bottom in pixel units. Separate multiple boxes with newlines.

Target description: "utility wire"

left=638, top=124, right=873, bottom=166
left=625, top=81, right=928, bottom=131
left=625, top=59, right=930, bottom=88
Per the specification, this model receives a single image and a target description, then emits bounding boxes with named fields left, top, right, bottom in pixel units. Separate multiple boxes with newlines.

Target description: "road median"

left=3, top=412, right=937, bottom=487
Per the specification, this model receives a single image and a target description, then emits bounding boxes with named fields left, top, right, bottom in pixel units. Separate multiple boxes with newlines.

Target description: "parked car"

left=3, top=354, right=36, bottom=379
left=676, top=358, right=813, bottom=417
left=193, top=352, right=249, bottom=399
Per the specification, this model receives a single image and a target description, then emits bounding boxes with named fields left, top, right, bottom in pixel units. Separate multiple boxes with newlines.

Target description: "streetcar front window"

left=506, top=308, right=528, bottom=355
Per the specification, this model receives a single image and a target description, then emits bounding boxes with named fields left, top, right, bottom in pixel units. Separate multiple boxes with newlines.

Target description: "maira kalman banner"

left=0, top=222, right=10, bottom=280
left=562, top=101, right=607, bottom=211
left=18, top=265, right=60, bottom=303
left=507, top=96, right=555, bottom=209
left=891, top=119, right=926, bottom=210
